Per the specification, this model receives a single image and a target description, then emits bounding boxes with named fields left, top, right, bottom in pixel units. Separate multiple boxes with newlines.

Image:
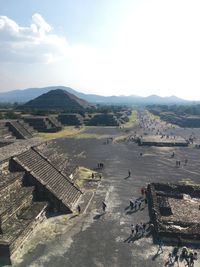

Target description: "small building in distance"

left=138, top=135, right=188, bottom=147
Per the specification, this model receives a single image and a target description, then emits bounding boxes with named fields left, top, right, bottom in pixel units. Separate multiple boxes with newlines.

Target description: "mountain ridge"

left=0, top=86, right=189, bottom=104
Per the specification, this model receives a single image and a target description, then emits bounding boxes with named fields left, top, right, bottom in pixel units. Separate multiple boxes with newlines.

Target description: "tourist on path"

left=135, top=224, right=139, bottom=236
left=129, top=199, right=134, bottom=210
left=174, top=254, right=179, bottom=267
left=77, top=205, right=81, bottom=214
left=131, top=224, right=134, bottom=235
left=138, top=200, right=142, bottom=210
left=157, top=239, right=164, bottom=254
left=102, top=201, right=107, bottom=212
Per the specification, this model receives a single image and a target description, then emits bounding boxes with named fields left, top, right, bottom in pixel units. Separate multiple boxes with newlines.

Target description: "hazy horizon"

left=1, top=0, right=200, bottom=100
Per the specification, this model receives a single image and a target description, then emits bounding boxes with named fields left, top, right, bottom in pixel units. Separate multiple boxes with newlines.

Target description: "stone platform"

left=148, top=183, right=200, bottom=244
left=138, top=135, right=188, bottom=147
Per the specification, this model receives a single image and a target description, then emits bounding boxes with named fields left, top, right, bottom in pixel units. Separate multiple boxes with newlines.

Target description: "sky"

left=0, top=0, right=200, bottom=100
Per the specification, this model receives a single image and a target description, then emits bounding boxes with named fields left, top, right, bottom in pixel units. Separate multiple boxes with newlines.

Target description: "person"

left=189, top=252, right=194, bottom=267
left=130, top=199, right=134, bottom=210
left=174, top=254, right=179, bottom=267
left=166, top=253, right=173, bottom=265
left=102, top=201, right=107, bottom=212
left=135, top=224, right=139, bottom=236
left=138, top=200, right=142, bottom=210
left=141, top=188, right=144, bottom=196
left=128, top=170, right=131, bottom=177
left=181, top=247, right=188, bottom=259
left=135, top=199, right=138, bottom=210
left=91, top=173, right=94, bottom=179
left=77, top=205, right=81, bottom=214
left=131, top=224, right=134, bottom=235
left=157, top=239, right=163, bottom=254
left=142, top=223, right=146, bottom=235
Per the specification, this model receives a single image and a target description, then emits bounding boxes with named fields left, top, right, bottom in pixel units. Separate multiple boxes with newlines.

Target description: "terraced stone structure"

left=23, top=116, right=62, bottom=132
left=0, top=120, right=34, bottom=140
left=6, top=120, right=34, bottom=139
left=58, top=113, right=83, bottom=126
left=148, top=183, right=200, bottom=244
left=0, top=121, right=15, bottom=140
left=0, top=142, right=82, bottom=263
left=86, top=113, right=120, bottom=126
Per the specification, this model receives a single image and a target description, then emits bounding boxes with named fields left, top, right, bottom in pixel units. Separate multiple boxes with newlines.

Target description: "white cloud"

left=0, top=13, right=68, bottom=63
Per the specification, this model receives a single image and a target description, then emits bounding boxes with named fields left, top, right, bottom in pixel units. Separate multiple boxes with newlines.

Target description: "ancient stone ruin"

left=0, top=141, right=82, bottom=263
left=138, top=135, right=188, bottom=147
left=58, top=113, right=83, bottom=126
left=148, top=182, right=200, bottom=245
left=0, top=120, right=34, bottom=140
left=23, top=116, right=62, bottom=132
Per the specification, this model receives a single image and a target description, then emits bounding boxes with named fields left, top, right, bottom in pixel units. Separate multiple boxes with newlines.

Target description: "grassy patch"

left=123, top=110, right=137, bottom=128
left=76, top=167, right=101, bottom=190
left=114, top=134, right=129, bottom=142
left=74, top=132, right=110, bottom=139
left=35, top=126, right=85, bottom=140
left=148, top=111, right=160, bottom=121
left=179, top=178, right=200, bottom=186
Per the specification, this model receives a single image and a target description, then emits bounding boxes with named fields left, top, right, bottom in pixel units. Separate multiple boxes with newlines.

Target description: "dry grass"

left=76, top=166, right=100, bottom=190
left=35, top=126, right=85, bottom=140
left=123, top=110, right=137, bottom=128
left=179, top=178, right=200, bottom=186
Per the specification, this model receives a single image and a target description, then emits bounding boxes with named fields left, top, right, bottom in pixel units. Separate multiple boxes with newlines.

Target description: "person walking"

left=130, top=199, right=134, bottom=210
left=131, top=224, right=135, bottom=235
left=77, top=205, right=81, bottom=214
left=174, top=254, right=179, bottom=267
left=135, top=224, right=139, bottom=237
left=157, top=239, right=164, bottom=254
left=102, top=201, right=107, bottom=212
left=138, top=200, right=142, bottom=210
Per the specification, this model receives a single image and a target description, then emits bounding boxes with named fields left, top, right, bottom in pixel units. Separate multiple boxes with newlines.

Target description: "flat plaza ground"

left=9, top=113, right=200, bottom=267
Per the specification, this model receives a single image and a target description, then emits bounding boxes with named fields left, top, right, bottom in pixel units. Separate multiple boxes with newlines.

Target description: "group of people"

left=129, top=198, right=143, bottom=211
left=165, top=246, right=198, bottom=267
left=130, top=222, right=149, bottom=238
left=180, top=247, right=197, bottom=266
left=175, top=159, right=188, bottom=167
left=97, top=162, right=104, bottom=169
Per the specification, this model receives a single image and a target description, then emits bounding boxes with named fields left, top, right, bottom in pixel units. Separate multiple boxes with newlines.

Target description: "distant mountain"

left=20, top=89, right=92, bottom=111
left=143, top=95, right=186, bottom=104
left=0, top=86, right=188, bottom=105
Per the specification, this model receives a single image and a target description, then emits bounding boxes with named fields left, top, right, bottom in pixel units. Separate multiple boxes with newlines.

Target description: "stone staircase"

left=0, top=171, right=47, bottom=263
left=12, top=148, right=82, bottom=212
left=23, top=116, right=61, bottom=132
left=47, top=116, right=62, bottom=129
left=6, top=121, right=33, bottom=139
left=0, top=121, right=15, bottom=140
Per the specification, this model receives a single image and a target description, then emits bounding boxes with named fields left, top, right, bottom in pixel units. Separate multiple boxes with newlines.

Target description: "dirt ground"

left=9, top=110, right=200, bottom=267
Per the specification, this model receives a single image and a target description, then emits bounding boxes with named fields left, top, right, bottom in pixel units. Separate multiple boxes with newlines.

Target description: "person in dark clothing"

left=130, top=200, right=134, bottom=210
left=102, top=201, right=107, bottom=212
left=77, top=205, right=81, bottom=214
